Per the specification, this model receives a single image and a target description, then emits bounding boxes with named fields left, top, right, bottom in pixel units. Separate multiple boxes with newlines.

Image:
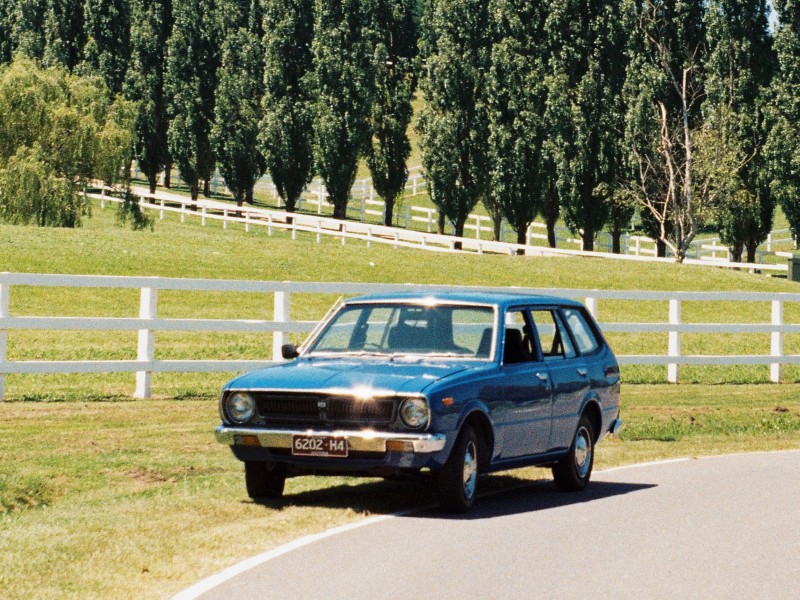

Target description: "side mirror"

left=281, top=343, right=300, bottom=360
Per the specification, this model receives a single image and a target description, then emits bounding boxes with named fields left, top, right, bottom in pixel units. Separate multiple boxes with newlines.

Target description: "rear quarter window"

left=563, top=308, right=600, bottom=355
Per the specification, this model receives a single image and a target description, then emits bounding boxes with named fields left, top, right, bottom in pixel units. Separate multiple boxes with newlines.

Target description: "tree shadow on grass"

left=249, top=472, right=656, bottom=520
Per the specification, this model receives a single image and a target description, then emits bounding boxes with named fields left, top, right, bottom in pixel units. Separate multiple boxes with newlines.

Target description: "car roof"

left=342, top=291, right=583, bottom=310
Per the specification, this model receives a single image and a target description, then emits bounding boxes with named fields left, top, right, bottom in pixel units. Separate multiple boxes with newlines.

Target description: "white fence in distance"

left=133, top=163, right=797, bottom=262
left=1, top=273, right=799, bottom=400
left=90, top=186, right=791, bottom=274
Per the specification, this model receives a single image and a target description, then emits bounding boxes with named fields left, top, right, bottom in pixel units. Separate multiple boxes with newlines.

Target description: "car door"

left=497, top=307, right=553, bottom=458
left=529, top=307, right=590, bottom=452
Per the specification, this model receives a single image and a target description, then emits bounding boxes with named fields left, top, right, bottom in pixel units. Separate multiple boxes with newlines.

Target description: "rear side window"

left=563, top=308, right=600, bottom=355
left=531, top=309, right=576, bottom=361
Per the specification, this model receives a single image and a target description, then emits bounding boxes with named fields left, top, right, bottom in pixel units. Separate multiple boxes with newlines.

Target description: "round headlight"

left=399, top=397, right=429, bottom=428
left=225, top=392, right=256, bottom=424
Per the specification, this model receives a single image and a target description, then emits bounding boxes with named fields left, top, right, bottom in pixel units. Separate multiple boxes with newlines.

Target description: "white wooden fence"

left=90, top=187, right=792, bottom=274
left=1, top=273, right=799, bottom=400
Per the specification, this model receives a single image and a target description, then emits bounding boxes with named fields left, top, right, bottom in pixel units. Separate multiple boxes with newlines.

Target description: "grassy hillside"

left=1, top=199, right=799, bottom=399
left=1, top=202, right=799, bottom=600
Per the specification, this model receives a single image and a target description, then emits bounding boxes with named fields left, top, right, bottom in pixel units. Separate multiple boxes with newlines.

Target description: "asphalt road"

left=184, top=451, right=800, bottom=600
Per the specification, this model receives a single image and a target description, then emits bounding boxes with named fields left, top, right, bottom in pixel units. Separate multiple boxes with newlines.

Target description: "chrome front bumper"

left=215, top=425, right=447, bottom=454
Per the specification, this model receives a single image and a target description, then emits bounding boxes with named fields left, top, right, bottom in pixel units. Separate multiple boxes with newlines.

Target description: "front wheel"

left=552, top=414, right=595, bottom=492
left=435, top=425, right=479, bottom=513
left=244, top=461, right=286, bottom=499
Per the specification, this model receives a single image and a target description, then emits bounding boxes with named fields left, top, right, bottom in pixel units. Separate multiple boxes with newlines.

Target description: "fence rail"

left=133, top=162, right=796, bottom=262
left=91, top=187, right=791, bottom=273
left=1, top=273, right=799, bottom=400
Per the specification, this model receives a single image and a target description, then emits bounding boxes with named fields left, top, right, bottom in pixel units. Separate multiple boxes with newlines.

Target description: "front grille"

left=328, top=397, right=395, bottom=423
left=252, top=392, right=398, bottom=427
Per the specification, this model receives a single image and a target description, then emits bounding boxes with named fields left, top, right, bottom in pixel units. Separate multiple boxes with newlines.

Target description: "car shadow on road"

left=250, top=473, right=655, bottom=520
left=423, top=479, right=657, bottom=521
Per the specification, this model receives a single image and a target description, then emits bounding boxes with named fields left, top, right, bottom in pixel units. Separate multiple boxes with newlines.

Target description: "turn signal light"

left=235, top=434, right=261, bottom=447
left=386, top=440, right=414, bottom=453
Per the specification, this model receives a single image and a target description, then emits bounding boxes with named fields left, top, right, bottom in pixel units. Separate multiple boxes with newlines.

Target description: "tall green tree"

left=212, top=1, right=264, bottom=206
left=42, top=0, right=85, bottom=70
left=486, top=0, right=547, bottom=246
left=622, top=0, right=707, bottom=261
left=9, top=0, right=47, bottom=61
left=310, top=0, right=373, bottom=220
left=0, top=0, right=13, bottom=64
left=166, top=0, right=219, bottom=200
left=211, top=28, right=265, bottom=206
left=364, top=0, right=418, bottom=227
left=545, top=0, right=628, bottom=252
left=259, top=0, right=314, bottom=214
left=82, top=0, right=131, bottom=95
left=125, top=0, right=172, bottom=194
left=768, top=0, right=800, bottom=245
left=417, top=0, right=490, bottom=240
left=704, top=0, right=776, bottom=263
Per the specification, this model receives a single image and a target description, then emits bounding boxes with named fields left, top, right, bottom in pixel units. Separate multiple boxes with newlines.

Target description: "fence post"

left=134, top=287, right=158, bottom=399
left=585, top=297, right=598, bottom=319
left=223, top=209, right=228, bottom=229
left=201, top=206, right=207, bottom=226
left=272, top=291, right=290, bottom=362
left=668, top=298, right=680, bottom=383
left=0, top=283, right=8, bottom=400
left=771, top=300, right=783, bottom=383
left=245, top=211, right=250, bottom=233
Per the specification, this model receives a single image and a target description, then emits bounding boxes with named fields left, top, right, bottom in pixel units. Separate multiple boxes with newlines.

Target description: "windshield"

left=306, top=303, right=496, bottom=359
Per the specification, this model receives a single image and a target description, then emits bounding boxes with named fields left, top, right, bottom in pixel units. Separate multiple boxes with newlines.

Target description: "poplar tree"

left=8, top=0, right=47, bottom=61
left=82, top=0, right=131, bottom=94
left=704, top=0, right=775, bottom=263
left=310, top=0, right=372, bottom=220
left=486, top=0, right=547, bottom=246
left=166, top=0, right=219, bottom=200
left=211, top=27, right=265, bottom=206
left=417, top=0, right=490, bottom=240
left=545, top=0, right=627, bottom=252
left=364, top=0, right=418, bottom=227
left=0, top=0, right=12, bottom=64
left=42, top=0, right=85, bottom=70
left=768, top=0, right=800, bottom=245
left=125, top=0, right=172, bottom=194
left=259, top=0, right=314, bottom=214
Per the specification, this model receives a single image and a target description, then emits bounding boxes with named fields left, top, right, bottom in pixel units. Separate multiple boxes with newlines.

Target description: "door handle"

left=535, top=372, right=549, bottom=381
left=577, top=368, right=587, bottom=377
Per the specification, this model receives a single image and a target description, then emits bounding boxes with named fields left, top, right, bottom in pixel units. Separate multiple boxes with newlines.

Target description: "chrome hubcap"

left=574, top=427, right=592, bottom=478
left=463, top=441, right=478, bottom=499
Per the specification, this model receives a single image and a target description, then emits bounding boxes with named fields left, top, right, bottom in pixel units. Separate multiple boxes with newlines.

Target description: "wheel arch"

left=580, top=399, right=603, bottom=443
left=461, top=410, right=495, bottom=472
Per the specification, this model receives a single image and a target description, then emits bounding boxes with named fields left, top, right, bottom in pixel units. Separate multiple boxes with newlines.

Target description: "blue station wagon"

left=215, top=292, right=622, bottom=512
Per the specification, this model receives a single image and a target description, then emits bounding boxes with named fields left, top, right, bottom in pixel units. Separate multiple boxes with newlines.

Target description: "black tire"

left=244, top=461, right=286, bottom=499
left=435, top=424, right=479, bottom=513
left=552, top=414, right=595, bottom=492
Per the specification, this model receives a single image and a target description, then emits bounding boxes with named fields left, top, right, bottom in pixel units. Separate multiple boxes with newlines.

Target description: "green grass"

left=0, top=386, right=798, bottom=599
left=2, top=200, right=800, bottom=399
left=2, top=202, right=800, bottom=598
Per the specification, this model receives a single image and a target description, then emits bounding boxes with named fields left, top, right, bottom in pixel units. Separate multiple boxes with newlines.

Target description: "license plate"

left=291, top=434, right=348, bottom=458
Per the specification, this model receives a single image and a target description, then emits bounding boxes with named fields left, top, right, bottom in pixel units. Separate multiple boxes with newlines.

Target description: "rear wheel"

left=244, top=461, right=286, bottom=499
left=435, top=425, right=479, bottom=513
left=552, top=414, right=595, bottom=492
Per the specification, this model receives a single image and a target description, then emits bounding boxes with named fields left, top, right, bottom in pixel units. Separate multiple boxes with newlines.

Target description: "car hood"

left=224, top=357, right=483, bottom=395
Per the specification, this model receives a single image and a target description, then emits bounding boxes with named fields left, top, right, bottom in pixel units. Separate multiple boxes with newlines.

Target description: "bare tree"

left=624, top=0, right=707, bottom=262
